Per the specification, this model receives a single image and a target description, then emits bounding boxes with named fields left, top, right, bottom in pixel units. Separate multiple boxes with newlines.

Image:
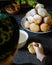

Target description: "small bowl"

left=5, top=3, right=20, bottom=14
left=18, top=30, right=28, bottom=49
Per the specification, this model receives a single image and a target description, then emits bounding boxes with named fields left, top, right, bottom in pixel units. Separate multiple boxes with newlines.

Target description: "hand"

left=33, top=43, right=45, bottom=61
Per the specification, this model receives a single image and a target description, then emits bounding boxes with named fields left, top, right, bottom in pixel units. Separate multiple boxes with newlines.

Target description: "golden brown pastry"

left=25, top=9, right=37, bottom=19
left=27, top=16, right=34, bottom=23
left=35, top=3, right=44, bottom=10
left=46, top=13, right=52, bottom=18
left=44, top=16, right=52, bottom=25
left=30, top=23, right=40, bottom=32
left=24, top=21, right=30, bottom=28
left=28, top=42, right=39, bottom=54
left=40, top=23, right=51, bottom=32
left=33, top=14, right=42, bottom=25
left=37, top=8, right=48, bottom=17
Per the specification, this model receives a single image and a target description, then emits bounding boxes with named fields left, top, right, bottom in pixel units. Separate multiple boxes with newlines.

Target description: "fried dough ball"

left=24, top=21, right=30, bottom=28
left=33, top=14, right=42, bottom=24
left=30, top=23, right=40, bottom=32
left=46, top=13, right=51, bottom=18
left=50, top=19, right=52, bottom=27
left=27, top=16, right=34, bottom=23
left=35, top=3, right=44, bottom=10
left=25, top=9, right=36, bottom=19
left=38, top=8, right=48, bottom=17
left=28, top=42, right=39, bottom=54
left=44, top=16, right=52, bottom=25
left=40, top=23, right=51, bottom=32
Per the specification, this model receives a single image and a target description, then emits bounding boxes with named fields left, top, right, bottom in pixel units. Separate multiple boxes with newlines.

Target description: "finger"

left=33, top=45, right=40, bottom=54
left=33, top=44, right=39, bottom=50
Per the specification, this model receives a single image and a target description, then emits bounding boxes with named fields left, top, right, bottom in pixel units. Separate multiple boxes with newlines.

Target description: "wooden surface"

left=13, top=13, right=52, bottom=65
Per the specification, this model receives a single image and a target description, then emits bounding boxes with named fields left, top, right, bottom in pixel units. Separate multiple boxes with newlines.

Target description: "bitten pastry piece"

left=40, top=23, right=51, bottom=32
left=28, top=42, right=39, bottom=54
left=30, top=23, right=40, bottom=32
left=25, top=9, right=36, bottom=19
left=24, top=21, right=30, bottom=28
left=44, top=16, right=52, bottom=25
left=33, top=14, right=42, bottom=24
left=38, top=8, right=48, bottom=17
left=35, top=3, right=44, bottom=10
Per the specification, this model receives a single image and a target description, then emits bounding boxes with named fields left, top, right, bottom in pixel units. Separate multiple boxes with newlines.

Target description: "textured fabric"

left=0, top=14, right=19, bottom=61
left=42, top=56, right=52, bottom=65
left=12, top=57, right=52, bottom=65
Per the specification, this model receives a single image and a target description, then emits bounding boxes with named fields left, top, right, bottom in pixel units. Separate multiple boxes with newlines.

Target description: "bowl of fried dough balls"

left=21, top=3, right=52, bottom=34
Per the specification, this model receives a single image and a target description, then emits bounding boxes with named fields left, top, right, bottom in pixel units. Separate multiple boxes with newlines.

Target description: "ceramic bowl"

left=18, top=30, right=28, bottom=49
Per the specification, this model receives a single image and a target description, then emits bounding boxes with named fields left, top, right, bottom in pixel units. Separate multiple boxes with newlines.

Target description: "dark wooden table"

left=13, top=11, right=52, bottom=65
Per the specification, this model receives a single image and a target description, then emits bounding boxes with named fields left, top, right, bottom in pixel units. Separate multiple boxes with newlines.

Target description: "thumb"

left=33, top=45, right=39, bottom=54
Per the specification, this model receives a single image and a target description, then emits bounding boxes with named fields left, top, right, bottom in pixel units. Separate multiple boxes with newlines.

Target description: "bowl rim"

left=18, top=29, right=28, bottom=44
